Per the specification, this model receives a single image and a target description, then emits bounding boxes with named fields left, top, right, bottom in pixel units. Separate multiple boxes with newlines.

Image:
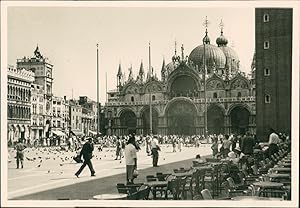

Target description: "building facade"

left=79, top=96, right=98, bottom=136
left=105, top=27, right=256, bottom=136
left=255, top=8, right=292, bottom=140
left=7, top=65, right=34, bottom=145
left=30, top=83, right=46, bottom=141
left=51, top=96, right=69, bottom=140
left=17, top=46, right=54, bottom=139
left=69, top=99, right=83, bottom=137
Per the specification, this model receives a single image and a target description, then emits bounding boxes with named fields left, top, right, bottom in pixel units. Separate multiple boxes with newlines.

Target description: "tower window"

left=152, top=95, right=156, bottom=101
left=131, top=96, right=134, bottom=102
left=264, top=68, right=270, bottom=76
left=264, top=41, right=269, bottom=49
left=213, top=92, right=217, bottom=98
left=263, top=14, right=269, bottom=22
left=265, top=95, right=271, bottom=103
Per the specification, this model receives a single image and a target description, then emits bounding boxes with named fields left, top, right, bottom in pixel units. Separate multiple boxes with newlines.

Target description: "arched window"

left=237, top=92, right=242, bottom=97
left=131, top=96, right=134, bottom=102
left=152, top=95, right=155, bottom=101
left=213, top=92, right=217, bottom=98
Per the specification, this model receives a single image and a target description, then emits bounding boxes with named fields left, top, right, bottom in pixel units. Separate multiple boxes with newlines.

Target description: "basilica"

left=105, top=27, right=256, bottom=136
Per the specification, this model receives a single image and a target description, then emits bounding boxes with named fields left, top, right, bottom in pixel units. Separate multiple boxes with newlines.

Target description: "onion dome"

left=189, top=44, right=226, bottom=70
left=189, top=29, right=226, bottom=70
left=216, top=31, right=228, bottom=46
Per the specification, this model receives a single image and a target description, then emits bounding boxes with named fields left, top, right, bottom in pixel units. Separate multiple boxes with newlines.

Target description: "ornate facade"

left=17, top=46, right=54, bottom=139
left=108, top=27, right=255, bottom=136
left=7, top=65, right=34, bottom=145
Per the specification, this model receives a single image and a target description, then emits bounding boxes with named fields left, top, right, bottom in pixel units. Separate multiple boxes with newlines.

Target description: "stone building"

left=51, top=96, right=69, bottom=140
left=79, top=96, right=99, bottom=136
left=7, top=65, right=34, bottom=145
left=69, top=99, right=83, bottom=137
left=105, top=27, right=256, bottom=136
left=255, top=8, right=292, bottom=140
left=17, top=46, right=54, bottom=139
left=30, top=83, right=46, bottom=141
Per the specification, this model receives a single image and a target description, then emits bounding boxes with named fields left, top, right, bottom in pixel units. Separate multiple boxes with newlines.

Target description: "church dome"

left=216, top=33, right=228, bottom=46
left=189, top=44, right=226, bottom=69
left=219, top=46, right=240, bottom=73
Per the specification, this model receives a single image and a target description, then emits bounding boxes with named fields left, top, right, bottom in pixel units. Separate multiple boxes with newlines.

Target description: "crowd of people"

left=10, top=128, right=290, bottom=186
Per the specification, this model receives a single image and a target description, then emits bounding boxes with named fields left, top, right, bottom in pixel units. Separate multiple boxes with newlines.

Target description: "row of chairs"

left=116, top=183, right=151, bottom=200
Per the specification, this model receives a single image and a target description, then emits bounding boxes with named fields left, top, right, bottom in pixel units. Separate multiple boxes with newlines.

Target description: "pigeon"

left=37, top=164, right=41, bottom=168
left=47, top=170, right=50, bottom=173
left=60, top=163, right=63, bottom=166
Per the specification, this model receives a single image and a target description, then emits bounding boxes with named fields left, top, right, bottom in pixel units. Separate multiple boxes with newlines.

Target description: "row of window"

left=7, top=85, right=30, bottom=102
left=7, top=105, right=31, bottom=119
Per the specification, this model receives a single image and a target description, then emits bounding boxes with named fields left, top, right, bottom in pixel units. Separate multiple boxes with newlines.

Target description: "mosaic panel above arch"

left=206, top=79, right=225, bottom=90
left=230, top=78, right=249, bottom=90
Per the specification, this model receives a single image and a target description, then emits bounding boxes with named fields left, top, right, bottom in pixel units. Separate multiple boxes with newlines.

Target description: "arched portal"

left=141, top=107, right=158, bottom=135
left=207, top=105, right=225, bottom=134
left=170, top=75, right=198, bottom=98
left=166, top=100, right=197, bottom=135
left=120, top=110, right=137, bottom=135
left=230, top=106, right=250, bottom=135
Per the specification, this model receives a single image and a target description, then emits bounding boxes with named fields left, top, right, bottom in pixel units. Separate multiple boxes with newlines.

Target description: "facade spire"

left=137, top=60, right=145, bottom=84
left=161, top=58, right=167, bottom=82
left=181, top=44, right=185, bottom=62
left=117, top=63, right=123, bottom=89
left=128, top=64, right=134, bottom=82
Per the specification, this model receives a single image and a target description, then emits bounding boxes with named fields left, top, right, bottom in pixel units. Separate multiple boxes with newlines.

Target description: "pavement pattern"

left=7, top=143, right=213, bottom=200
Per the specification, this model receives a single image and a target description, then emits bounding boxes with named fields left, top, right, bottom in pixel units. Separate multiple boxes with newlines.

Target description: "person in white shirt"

left=125, top=136, right=137, bottom=184
left=151, top=136, right=160, bottom=167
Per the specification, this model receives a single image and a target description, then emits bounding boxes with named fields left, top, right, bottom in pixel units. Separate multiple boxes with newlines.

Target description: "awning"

left=89, top=130, right=101, bottom=135
left=52, top=130, right=66, bottom=137
left=71, top=130, right=84, bottom=136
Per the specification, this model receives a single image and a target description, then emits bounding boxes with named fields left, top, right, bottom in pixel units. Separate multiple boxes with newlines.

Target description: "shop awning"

left=89, top=130, right=98, bottom=135
left=52, top=130, right=66, bottom=137
left=71, top=130, right=84, bottom=136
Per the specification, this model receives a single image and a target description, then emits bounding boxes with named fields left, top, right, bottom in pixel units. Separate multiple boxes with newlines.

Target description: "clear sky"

left=7, top=6, right=255, bottom=103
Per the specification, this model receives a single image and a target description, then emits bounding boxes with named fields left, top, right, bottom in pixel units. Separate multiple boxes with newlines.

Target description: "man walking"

left=75, top=137, right=95, bottom=177
left=125, top=135, right=138, bottom=184
left=15, top=139, right=27, bottom=169
left=151, top=136, right=160, bottom=167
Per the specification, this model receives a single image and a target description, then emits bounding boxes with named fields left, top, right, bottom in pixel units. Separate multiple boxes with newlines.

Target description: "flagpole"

left=149, top=41, right=153, bottom=135
left=96, top=43, right=100, bottom=137
left=203, top=17, right=208, bottom=142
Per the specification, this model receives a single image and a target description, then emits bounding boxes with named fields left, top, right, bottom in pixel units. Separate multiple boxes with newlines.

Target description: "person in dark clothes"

left=15, top=139, right=27, bottom=169
left=240, top=132, right=255, bottom=156
left=75, top=137, right=95, bottom=177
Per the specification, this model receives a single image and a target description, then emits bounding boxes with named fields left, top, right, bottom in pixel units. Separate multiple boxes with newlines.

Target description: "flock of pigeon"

left=8, top=145, right=125, bottom=172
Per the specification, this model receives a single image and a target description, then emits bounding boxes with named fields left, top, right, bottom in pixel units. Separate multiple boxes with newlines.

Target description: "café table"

left=144, top=181, right=168, bottom=199
left=93, top=193, right=128, bottom=200
left=193, top=165, right=212, bottom=171
left=278, top=162, right=291, bottom=168
left=267, top=173, right=290, bottom=180
left=231, top=195, right=283, bottom=201
left=173, top=171, right=193, bottom=177
left=252, top=181, right=284, bottom=196
left=271, top=167, right=291, bottom=174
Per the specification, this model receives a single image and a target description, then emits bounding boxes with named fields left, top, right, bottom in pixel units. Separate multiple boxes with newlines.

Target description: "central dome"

left=189, top=44, right=226, bottom=69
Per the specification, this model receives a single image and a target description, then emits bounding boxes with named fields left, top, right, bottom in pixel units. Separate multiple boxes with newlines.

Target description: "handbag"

left=133, top=169, right=139, bottom=178
left=73, top=155, right=83, bottom=163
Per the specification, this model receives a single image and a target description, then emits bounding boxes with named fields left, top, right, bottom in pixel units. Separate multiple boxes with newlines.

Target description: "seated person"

left=193, top=154, right=206, bottom=166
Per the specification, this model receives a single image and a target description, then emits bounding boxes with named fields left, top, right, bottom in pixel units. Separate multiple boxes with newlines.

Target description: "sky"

left=7, top=6, right=255, bottom=104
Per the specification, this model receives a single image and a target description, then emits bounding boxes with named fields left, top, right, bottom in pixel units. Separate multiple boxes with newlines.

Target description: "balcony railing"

left=105, top=96, right=255, bottom=106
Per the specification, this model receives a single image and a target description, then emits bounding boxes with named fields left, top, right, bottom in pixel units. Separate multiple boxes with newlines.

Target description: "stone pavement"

left=7, top=144, right=213, bottom=200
